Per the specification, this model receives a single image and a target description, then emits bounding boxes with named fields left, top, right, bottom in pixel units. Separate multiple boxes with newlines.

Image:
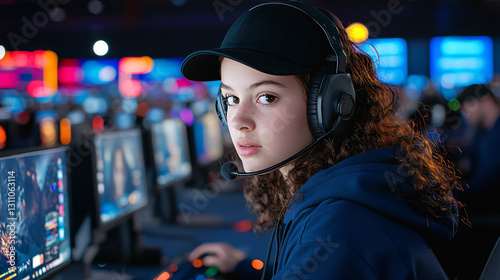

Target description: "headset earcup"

left=308, top=71, right=356, bottom=139
left=215, top=88, right=227, bottom=126
left=307, top=68, right=330, bottom=139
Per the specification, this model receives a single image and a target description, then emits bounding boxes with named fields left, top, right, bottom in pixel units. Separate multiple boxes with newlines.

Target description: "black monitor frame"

left=90, top=128, right=150, bottom=233
left=0, top=145, right=73, bottom=280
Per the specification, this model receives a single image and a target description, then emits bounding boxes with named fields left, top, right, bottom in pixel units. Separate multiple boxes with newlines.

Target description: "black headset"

left=215, top=0, right=356, bottom=140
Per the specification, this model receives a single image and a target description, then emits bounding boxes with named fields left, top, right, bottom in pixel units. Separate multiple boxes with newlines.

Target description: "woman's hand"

left=188, top=242, right=246, bottom=274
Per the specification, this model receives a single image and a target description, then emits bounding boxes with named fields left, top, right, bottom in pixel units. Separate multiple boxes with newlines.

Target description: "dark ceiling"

left=0, top=0, right=498, bottom=58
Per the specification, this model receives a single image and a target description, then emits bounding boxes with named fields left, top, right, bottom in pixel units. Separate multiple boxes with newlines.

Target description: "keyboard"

left=153, top=259, right=223, bottom=280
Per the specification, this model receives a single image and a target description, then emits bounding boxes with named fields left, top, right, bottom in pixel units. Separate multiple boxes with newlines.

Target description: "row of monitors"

left=0, top=113, right=225, bottom=279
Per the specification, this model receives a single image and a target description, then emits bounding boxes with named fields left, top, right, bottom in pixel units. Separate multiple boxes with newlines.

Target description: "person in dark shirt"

left=181, top=1, right=465, bottom=279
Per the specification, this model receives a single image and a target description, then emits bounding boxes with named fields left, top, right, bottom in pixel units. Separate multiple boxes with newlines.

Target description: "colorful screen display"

left=0, top=147, right=71, bottom=280
left=93, top=129, right=149, bottom=226
left=430, top=36, right=493, bottom=89
left=151, top=118, right=192, bottom=187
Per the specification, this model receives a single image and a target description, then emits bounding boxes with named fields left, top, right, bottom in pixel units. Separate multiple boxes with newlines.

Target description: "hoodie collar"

left=283, top=146, right=458, bottom=242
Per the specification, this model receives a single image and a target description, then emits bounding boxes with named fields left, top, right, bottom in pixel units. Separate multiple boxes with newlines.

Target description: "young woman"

left=181, top=1, right=463, bottom=279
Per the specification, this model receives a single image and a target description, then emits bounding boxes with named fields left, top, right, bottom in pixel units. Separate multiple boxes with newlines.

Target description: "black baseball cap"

left=181, top=1, right=334, bottom=82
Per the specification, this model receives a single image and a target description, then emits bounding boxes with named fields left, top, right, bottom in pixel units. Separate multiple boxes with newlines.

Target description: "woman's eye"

left=225, top=96, right=239, bottom=106
left=258, top=94, right=278, bottom=105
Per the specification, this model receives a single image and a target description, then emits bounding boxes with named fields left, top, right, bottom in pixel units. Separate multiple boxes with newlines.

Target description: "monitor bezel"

left=0, top=145, right=73, bottom=280
left=90, top=128, right=150, bottom=232
left=149, top=118, right=193, bottom=190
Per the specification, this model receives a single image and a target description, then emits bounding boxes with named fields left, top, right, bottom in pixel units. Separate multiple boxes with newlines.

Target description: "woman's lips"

left=236, top=140, right=262, bottom=157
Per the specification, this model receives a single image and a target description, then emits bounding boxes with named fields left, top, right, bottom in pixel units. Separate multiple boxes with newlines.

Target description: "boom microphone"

left=220, top=134, right=327, bottom=180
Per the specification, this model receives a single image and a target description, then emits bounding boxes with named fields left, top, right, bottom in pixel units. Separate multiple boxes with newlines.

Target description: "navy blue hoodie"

left=235, top=146, right=458, bottom=279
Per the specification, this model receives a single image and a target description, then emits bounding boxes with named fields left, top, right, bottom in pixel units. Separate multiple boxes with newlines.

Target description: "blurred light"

left=88, top=0, right=104, bottom=14
left=192, top=259, right=203, bottom=268
left=93, top=40, right=109, bottom=56
left=82, top=60, right=118, bottom=85
left=42, top=50, right=58, bottom=95
left=27, top=81, right=47, bottom=97
left=205, top=266, right=219, bottom=277
left=251, top=259, right=264, bottom=270
left=136, top=102, right=149, bottom=117
left=58, top=66, right=84, bottom=84
left=83, top=96, right=108, bottom=114
left=2, top=96, right=26, bottom=113
left=128, top=192, right=138, bottom=204
left=163, top=78, right=179, bottom=94
left=151, top=58, right=183, bottom=79
left=146, top=107, right=164, bottom=123
left=40, top=117, right=58, bottom=147
left=10, top=51, right=30, bottom=67
left=232, top=220, right=252, bottom=232
left=431, top=104, right=446, bottom=128
left=154, top=271, right=170, bottom=280
left=119, top=57, right=154, bottom=75
left=92, top=115, right=104, bottom=134
left=66, top=110, right=86, bottom=125
left=99, top=66, right=116, bottom=82
left=346, top=22, right=369, bottom=44
left=0, top=45, right=5, bottom=60
left=448, top=99, right=460, bottom=111
left=191, top=99, right=210, bottom=117
left=204, top=81, right=221, bottom=99
left=115, top=113, right=135, bottom=129
left=60, top=118, right=72, bottom=145
left=122, top=98, right=138, bottom=113
left=406, top=75, right=429, bottom=91
left=430, top=36, right=493, bottom=89
left=168, top=264, right=178, bottom=272
left=441, top=39, right=485, bottom=55
left=0, top=73, right=19, bottom=88
left=0, top=125, right=6, bottom=150
left=16, top=110, right=30, bottom=125
left=180, top=108, right=194, bottom=127
left=119, top=80, right=142, bottom=97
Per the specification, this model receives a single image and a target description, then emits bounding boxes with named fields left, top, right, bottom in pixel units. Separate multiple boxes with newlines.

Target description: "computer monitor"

left=193, top=112, right=224, bottom=166
left=0, top=146, right=71, bottom=280
left=91, top=129, right=149, bottom=230
left=151, top=118, right=192, bottom=189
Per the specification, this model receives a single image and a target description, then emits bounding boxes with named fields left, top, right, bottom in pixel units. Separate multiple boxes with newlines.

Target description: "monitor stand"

left=82, top=216, right=163, bottom=279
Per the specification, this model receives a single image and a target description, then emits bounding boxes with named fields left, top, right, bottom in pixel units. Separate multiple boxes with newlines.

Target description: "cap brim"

left=181, top=48, right=314, bottom=81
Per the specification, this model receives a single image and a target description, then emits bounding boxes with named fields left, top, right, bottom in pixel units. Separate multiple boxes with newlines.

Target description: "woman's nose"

left=229, top=102, right=256, bottom=132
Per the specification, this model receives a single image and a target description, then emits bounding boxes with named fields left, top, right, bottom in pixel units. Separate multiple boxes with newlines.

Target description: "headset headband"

left=250, top=1, right=347, bottom=73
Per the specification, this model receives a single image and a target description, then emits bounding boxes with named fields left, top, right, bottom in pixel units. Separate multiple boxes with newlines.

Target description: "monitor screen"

left=358, top=38, right=408, bottom=85
left=0, top=147, right=71, bottom=280
left=93, top=129, right=149, bottom=227
left=430, top=36, right=493, bottom=91
left=151, top=118, right=192, bottom=187
left=193, top=112, right=224, bottom=166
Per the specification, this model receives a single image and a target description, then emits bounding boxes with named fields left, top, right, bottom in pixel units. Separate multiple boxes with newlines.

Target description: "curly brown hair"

left=236, top=21, right=464, bottom=232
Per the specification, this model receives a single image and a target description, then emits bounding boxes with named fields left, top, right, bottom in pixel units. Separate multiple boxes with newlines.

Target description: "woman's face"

left=220, top=58, right=315, bottom=174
